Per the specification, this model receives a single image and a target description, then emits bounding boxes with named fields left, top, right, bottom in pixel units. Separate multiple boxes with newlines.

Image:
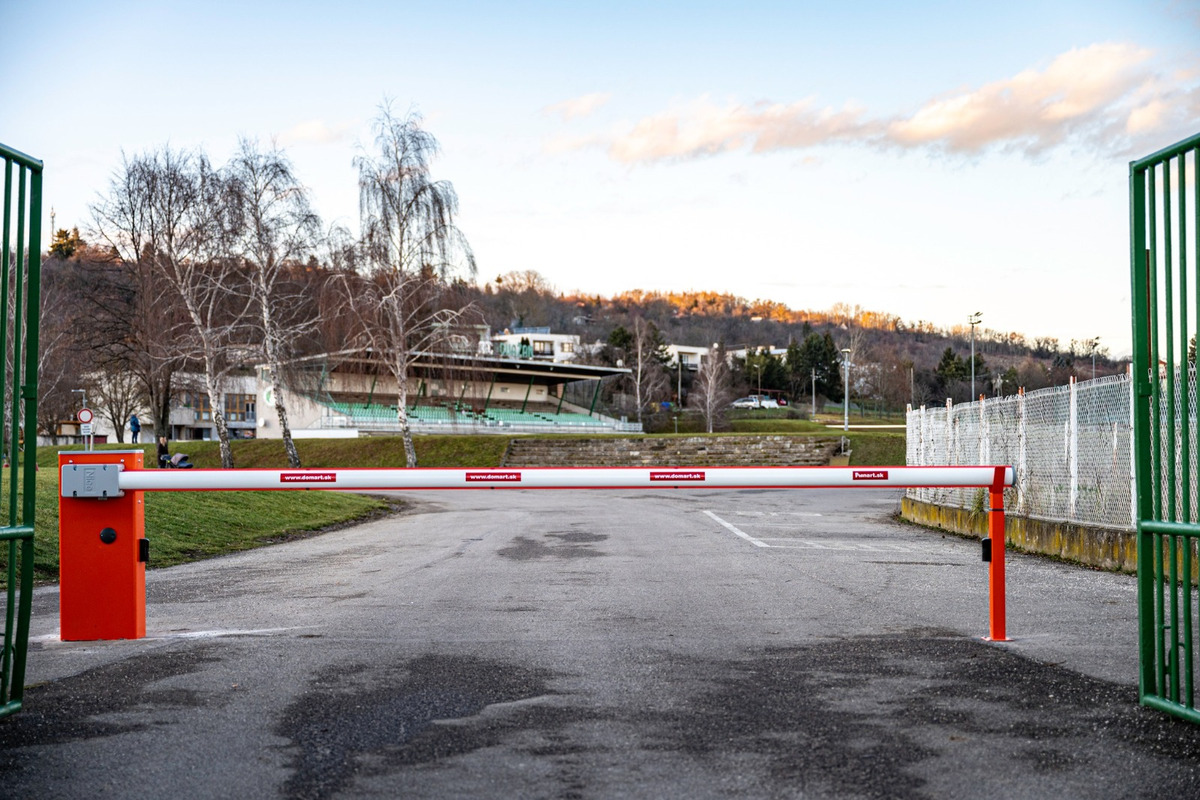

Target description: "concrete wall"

left=901, top=497, right=1137, bottom=573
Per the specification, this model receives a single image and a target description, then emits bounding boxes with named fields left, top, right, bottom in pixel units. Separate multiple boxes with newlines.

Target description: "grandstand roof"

left=283, top=348, right=630, bottom=386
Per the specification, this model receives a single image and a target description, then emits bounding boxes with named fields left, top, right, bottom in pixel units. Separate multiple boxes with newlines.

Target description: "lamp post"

left=1091, top=336, right=1101, bottom=380
left=811, top=368, right=817, bottom=420
left=969, top=311, right=982, bottom=399
left=754, top=362, right=763, bottom=399
left=842, top=348, right=851, bottom=431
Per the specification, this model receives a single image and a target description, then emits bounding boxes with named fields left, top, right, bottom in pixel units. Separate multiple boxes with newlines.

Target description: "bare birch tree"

left=629, top=318, right=670, bottom=423
left=351, top=105, right=476, bottom=467
left=226, top=138, right=320, bottom=468
left=690, top=344, right=733, bottom=433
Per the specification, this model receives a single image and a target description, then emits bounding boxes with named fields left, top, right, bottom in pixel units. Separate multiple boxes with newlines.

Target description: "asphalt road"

left=2, top=488, right=1198, bottom=799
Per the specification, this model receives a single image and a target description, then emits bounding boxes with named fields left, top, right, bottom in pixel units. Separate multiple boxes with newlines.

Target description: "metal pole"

left=842, top=349, right=851, bottom=431
left=969, top=311, right=982, bottom=400
left=811, top=368, right=816, bottom=420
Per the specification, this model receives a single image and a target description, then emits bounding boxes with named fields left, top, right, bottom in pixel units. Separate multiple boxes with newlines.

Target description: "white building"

left=666, top=344, right=709, bottom=370
left=491, top=327, right=580, bottom=362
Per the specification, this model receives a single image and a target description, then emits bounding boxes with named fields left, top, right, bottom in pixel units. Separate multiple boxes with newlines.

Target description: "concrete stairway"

left=501, top=435, right=841, bottom=467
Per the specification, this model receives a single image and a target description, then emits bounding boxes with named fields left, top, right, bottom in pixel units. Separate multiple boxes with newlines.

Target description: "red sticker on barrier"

left=852, top=470, right=888, bottom=481
left=466, top=471, right=522, bottom=482
left=281, top=472, right=337, bottom=483
left=650, top=471, right=706, bottom=481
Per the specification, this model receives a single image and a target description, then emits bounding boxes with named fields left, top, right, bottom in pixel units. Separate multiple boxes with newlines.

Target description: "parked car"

left=731, top=396, right=780, bottom=409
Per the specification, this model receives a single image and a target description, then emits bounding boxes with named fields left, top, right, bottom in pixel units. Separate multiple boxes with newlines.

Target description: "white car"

left=731, top=395, right=780, bottom=409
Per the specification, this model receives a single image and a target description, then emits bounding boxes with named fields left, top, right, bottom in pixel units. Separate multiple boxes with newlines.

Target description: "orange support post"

left=58, top=450, right=146, bottom=640
left=987, top=466, right=1008, bottom=642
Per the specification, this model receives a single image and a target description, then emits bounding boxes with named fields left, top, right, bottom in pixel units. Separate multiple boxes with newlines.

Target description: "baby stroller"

left=160, top=452, right=194, bottom=469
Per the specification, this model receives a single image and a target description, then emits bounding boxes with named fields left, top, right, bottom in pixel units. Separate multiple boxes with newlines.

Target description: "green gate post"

left=1130, top=131, right=1200, bottom=724
left=0, top=143, right=42, bottom=718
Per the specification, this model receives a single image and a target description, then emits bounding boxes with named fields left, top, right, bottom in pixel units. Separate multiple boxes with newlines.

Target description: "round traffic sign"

left=77, top=408, right=94, bottom=424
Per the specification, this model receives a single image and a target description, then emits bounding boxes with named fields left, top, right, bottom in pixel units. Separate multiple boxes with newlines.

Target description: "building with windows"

left=490, top=328, right=581, bottom=363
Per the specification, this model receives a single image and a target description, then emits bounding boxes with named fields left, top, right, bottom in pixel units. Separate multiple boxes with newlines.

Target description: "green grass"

left=846, top=432, right=907, bottom=466
left=4, top=462, right=386, bottom=583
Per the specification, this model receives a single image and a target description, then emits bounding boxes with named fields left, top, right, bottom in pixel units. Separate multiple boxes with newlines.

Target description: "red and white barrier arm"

left=92, top=465, right=1015, bottom=493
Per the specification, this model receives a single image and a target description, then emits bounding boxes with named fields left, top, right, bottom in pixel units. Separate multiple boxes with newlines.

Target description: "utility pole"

left=969, top=311, right=982, bottom=399
left=842, top=348, right=851, bottom=431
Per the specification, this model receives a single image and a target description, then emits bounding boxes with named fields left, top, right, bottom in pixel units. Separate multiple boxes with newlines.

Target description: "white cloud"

left=564, top=43, right=1199, bottom=164
left=886, top=43, right=1154, bottom=154
left=543, top=92, right=613, bottom=121
left=277, top=119, right=356, bottom=146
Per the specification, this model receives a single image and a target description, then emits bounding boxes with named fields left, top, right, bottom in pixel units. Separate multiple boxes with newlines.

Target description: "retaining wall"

left=502, top=435, right=841, bottom=467
left=901, top=497, right=1137, bottom=573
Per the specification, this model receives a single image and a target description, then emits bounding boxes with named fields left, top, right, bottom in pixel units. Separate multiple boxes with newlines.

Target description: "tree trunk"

left=396, top=364, right=417, bottom=468
left=263, top=326, right=301, bottom=468
left=203, top=367, right=234, bottom=469
left=150, top=371, right=173, bottom=440
left=274, top=390, right=301, bottom=468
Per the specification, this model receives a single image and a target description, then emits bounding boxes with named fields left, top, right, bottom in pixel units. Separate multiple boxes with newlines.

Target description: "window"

left=225, top=394, right=256, bottom=422
left=533, top=340, right=554, bottom=356
left=560, top=341, right=575, bottom=354
left=184, top=393, right=212, bottom=421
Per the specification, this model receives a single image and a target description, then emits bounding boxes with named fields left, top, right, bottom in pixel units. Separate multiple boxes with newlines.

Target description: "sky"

left=3, top=1, right=1199, bottom=358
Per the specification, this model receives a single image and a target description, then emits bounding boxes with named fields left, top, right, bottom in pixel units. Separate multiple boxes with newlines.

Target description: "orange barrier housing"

left=58, top=451, right=146, bottom=640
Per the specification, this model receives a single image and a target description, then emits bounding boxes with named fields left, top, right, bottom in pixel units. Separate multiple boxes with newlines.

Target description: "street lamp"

left=811, top=368, right=817, bottom=420
left=842, top=348, right=851, bottom=431
left=1091, top=336, right=1101, bottom=380
left=969, top=311, right=982, bottom=399
left=754, top=361, right=763, bottom=399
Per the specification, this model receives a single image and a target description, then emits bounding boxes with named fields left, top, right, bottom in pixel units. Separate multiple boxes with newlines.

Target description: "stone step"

left=501, top=436, right=841, bottom=467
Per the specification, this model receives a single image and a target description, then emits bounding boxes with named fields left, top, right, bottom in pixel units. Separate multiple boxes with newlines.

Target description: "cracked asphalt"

left=2, top=488, right=1197, bottom=798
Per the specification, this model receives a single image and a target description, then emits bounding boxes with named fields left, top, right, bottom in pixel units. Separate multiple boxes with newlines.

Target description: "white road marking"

left=31, top=627, right=302, bottom=645
left=703, top=510, right=770, bottom=548
left=759, top=539, right=923, bottom=552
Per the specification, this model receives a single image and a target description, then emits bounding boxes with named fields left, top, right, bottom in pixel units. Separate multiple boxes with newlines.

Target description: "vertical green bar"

left=1132, top=159, right=1157, bottom=699
left=1184, top=150, right=1196, bottom=707
left=1165, top=162, right=1181, bottom=701
left=1150, top=168, right=1162, bottom=523
left=0, top=161, right=9, bottom=480
left=23, top=164, right=40, bottom=527
left=8, top=169, right=24, bottom=525
left=1150, top=165, right=1169, bottom=695
left=1178, top=158, right=1191, bottom=530
left=10, top=165, right=42, bottom=709
left=1192, top=147, right=1200, bottom=707
left=1, top=539, right=13, bottom=703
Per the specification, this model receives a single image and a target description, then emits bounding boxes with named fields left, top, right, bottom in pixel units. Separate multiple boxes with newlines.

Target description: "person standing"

left=129, top=413, right=141, bottom=444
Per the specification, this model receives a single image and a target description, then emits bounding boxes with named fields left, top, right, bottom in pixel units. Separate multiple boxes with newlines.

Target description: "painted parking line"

left=704, top=511, right=928, bottom=553
left=703, top=510, right=770, bottom=548
left=757, top=539, right=924, bottom=552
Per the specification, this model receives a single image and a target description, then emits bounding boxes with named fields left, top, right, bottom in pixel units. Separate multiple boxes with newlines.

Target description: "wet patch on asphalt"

left=276, top=633, right=1200, bottom=798
left=275, top=654, right=589, bottom=799
left=0, top=643, right=222, bottom=769
left=497, top=532, right=607, bottom=561
left=634, top=630, right=1200, bottom=797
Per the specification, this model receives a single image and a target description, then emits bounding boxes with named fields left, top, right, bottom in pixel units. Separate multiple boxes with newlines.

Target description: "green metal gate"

left=0, top=143, right=42, bottom=718
left=1131, top=131, right=1200, bottom=723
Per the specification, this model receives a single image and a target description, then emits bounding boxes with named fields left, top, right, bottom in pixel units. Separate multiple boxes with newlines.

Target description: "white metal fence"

left=906, top=371, right=1135, bottom=530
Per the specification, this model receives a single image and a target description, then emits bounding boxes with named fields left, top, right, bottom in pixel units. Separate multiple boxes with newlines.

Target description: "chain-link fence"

left=906, top=371, right=1136, bottom=530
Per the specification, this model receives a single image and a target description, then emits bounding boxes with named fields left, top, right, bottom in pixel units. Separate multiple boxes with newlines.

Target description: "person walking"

left=130, top=413, right=141, bottom=444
